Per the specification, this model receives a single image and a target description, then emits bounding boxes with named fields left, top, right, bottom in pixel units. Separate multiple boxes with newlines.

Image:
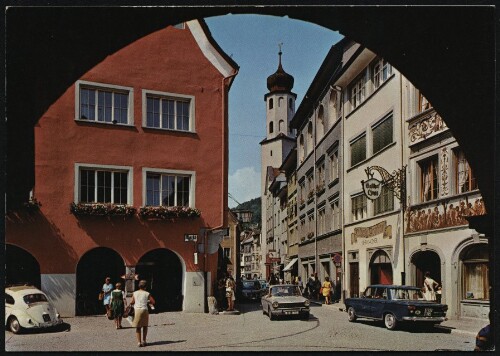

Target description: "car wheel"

left=384, top=313, right=397, bottom=330
left=347, top=307, right=357, bottom=322
left=8, top=316, right=22, bottom=334
left=268, top=307, right=274, bottom=321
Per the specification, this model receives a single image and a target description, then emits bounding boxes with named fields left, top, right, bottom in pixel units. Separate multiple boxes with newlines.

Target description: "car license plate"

left=424, top=308, right=433, bottom=317
left=285, top=310, right=298, bottom=315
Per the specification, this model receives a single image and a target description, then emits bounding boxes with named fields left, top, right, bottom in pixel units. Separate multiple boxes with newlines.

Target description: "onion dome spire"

left=267, top=43, right=294, bottom=93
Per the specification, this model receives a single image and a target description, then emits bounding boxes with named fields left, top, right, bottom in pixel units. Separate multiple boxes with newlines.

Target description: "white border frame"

left=74, top=163, right=134, bottom=204
left=142, top=167, right=196, bottom=207
left=141, top=89, right=196, bottom=132
left=74, top=80, right=135, bottom=125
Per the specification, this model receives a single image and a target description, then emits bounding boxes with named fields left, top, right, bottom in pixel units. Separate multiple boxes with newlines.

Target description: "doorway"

left=412, top=250, right=441, bottom=289
left=370, top=250, right=393, bottom=285
left=136, top=248, right=183, bottom=312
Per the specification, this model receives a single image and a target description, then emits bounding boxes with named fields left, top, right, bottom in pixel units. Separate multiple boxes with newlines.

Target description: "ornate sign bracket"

left=362, top=165, right=406, bottom=209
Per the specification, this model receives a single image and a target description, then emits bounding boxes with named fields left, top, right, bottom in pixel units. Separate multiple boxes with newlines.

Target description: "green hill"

left=236, top=197, right=261, bottom=227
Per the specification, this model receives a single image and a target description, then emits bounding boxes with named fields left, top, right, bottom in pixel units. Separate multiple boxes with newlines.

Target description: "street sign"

left=184, top=234, right=198, bottom=242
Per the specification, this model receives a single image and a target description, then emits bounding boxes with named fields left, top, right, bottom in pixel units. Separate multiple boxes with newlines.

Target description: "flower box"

left=138, top=206, right=201, bottom=220
left=70, top=203, right=137, bottom=217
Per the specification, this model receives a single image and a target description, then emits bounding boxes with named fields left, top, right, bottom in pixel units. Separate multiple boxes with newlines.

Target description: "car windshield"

left=23, top=293, right=48, bottom=305
left=390, top=288, right=425, bottom=300
left=270, top=286, right=301, bottom=297
left=242, top=281, right=260, bottom=290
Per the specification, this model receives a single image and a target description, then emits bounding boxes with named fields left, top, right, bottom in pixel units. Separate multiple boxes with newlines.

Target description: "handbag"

left=123, top=305, right=132, bottom=318
left=106, top=309, right=114, bottom=320
left=98, top=291, right=104, bottom=301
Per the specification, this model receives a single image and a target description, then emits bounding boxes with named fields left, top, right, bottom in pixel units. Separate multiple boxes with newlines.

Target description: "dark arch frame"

left=5, top=244, right=41, bottom=288
left=2, top=3, right=496, bottom=320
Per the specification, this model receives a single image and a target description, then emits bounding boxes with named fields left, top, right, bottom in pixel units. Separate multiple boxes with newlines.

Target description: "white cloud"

left=228, top=166, right=260, bottom=208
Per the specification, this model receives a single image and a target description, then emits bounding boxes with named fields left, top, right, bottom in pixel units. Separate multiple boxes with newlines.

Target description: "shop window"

left=462, top=244, right=489, bottom=301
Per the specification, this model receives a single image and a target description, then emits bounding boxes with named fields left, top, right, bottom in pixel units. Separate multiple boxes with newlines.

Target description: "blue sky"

left=205, top=15, right=342, bottom=207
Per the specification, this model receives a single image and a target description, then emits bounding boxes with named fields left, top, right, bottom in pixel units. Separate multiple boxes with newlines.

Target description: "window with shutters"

left=374, top=184, right=394, bottom=215
left=372, top=115, right=393, bottom=155
left=351, top=194, right=367, bottom=222
left=419, top=156, right=439, bottom=202
left=350, top=134, right=366, bottom=167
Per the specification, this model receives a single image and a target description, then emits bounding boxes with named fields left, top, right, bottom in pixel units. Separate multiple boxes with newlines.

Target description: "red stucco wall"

left=7, top=25, right=228, bottom=276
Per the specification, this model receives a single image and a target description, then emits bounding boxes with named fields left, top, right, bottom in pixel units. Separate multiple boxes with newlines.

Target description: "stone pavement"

left=310, top=300, right=488, bottom=336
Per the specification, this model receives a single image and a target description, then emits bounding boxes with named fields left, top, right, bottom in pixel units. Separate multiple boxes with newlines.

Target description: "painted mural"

left=405, top=197, right=486, bottom=233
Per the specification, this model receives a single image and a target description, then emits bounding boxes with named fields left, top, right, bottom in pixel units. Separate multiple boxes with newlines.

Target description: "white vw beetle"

left=5, top=285, right=63, bottom=334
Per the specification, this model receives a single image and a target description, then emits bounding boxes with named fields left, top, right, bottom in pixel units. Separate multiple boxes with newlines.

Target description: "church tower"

left=260, top=47, right=296, bottom=278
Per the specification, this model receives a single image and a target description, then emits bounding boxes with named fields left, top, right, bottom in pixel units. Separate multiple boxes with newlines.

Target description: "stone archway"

left=76, top=247, right=125, bottom=315
left=136, top=248, right=184, bottom=312
left=5, top=244, right=41, bottom=289
left=411, top=250, right=441, bottom=290
left=369, top=250, right=393, bottom=285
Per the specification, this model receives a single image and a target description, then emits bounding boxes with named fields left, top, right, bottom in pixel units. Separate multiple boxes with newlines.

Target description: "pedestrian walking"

left=314, top=273, right=321, bottom=300
left=474, top=311, right=494, bottom=351
left=217, top=276, right=227, bottom=311
left=110, top=282, right=127, bottom=329
left=333, top=277, right=341, bottom=303
left=297, top=276, right=304, bottom=294
left=423, top=271, right=439, bottom=301
left=322, top=276, right=332, bottom=304
left=130, top=280, right=155, bottom=347
left=306, top=274, right=314, bottom=298
left=102, top=277, right=113, bottom=314
left=225, top=274, right=236, bottom=311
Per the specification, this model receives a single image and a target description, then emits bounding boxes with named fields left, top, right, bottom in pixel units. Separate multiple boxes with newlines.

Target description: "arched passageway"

left=76, top=247, right=125, bottom=315
left=5, top=244, right=41, bottom=289
left=411, top=250, right=441, bottom=290
left=136, top=249, right=183, bottom=312
left=370, top=250, right=393, bottom=285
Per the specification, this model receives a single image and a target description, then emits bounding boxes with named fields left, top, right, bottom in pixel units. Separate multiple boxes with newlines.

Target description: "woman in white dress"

left=130, top=280, right=155, bottom=347
left=423, top=271, right=439, bottom=301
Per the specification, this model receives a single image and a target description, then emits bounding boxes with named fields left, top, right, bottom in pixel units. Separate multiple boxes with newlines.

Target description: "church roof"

left=266, top=49, right=294, bottom=93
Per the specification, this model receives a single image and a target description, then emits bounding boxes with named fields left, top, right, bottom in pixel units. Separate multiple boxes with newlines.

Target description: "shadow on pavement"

left=146, top=340, right=186, bottom=346
left=354, top=319, right=451, bottom=334
left=20, top=322, right=71, bottom=334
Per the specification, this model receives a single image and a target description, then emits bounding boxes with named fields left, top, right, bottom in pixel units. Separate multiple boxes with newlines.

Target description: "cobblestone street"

left=5, top=302, right=479, bottom=352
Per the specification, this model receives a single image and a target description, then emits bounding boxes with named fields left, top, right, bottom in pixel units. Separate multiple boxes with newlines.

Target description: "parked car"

left=240, top=280, right=264, bottom=301
left=345, top=284, right=448, bottom=330
left=5, top=285, right=63, bottom=334
left=261, top=284, right=310, bottom=320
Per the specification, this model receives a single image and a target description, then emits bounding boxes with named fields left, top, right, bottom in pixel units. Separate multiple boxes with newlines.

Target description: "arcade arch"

left=76, top=247, right=125, bottom=315
left=5, top=244, right=41, bottom=288
left=135, top=248, right=184, bottom=312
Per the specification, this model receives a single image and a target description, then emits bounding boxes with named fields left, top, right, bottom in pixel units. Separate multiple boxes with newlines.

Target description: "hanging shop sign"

left=362, top=178, right=382, bottom=200
left=332, top=253, right=342, bottom=267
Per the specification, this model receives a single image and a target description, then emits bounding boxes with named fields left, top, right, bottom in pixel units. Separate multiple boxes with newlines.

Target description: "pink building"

left=6, top=20, right=238, bottom=316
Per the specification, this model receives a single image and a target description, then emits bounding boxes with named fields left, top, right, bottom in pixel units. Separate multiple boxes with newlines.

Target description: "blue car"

left=345, top=285, right=448, bottom=330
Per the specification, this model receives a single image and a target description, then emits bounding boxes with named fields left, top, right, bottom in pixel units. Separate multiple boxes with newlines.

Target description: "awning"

left=282, top=258, right=298, bottom=272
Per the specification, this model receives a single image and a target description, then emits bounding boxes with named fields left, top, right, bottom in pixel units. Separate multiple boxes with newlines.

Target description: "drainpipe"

left=399, top=72, right=406, bottom=286
left=313, top=109, right=318, bottom=275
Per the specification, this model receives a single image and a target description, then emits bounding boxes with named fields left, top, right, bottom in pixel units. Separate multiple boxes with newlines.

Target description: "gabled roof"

left=187, top=19, right=239, bottom=87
